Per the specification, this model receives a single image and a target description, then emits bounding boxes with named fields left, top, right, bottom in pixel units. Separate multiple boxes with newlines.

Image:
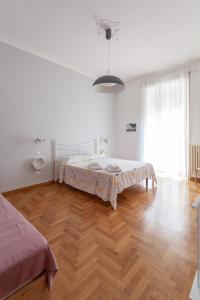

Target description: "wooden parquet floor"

left=5, top=178, right=200, bottom=300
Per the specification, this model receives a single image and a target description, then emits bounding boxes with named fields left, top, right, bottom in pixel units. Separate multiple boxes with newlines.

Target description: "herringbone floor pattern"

left=5, top=178, right=200, bottom=300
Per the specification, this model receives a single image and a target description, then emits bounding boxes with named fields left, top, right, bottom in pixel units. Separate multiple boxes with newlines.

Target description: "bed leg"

left=152, top=176, right=156, bottom=190
left=146, top=178, right=148, bottom=191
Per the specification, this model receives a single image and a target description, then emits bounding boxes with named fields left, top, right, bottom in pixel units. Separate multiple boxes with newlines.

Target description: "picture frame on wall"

left=126, top=123, right=136, bottom=132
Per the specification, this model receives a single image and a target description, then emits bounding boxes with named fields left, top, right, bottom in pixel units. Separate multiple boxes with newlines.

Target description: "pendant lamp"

left=93, top=28, right=125, bottom=93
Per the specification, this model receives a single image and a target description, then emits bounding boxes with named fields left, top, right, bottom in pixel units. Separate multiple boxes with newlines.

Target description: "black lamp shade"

left=93, top=75, right=125, bottom=93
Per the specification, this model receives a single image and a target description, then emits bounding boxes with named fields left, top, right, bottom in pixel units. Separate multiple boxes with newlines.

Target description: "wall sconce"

left=34, top=138, right=46, bottom=144
left=101, top=137, right=109, bottom=144
left=99, top=137, right=109, bottom=156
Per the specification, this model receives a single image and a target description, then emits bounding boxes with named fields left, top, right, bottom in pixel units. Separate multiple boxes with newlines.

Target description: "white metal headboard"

left=53, top=138, right=99, bottom=162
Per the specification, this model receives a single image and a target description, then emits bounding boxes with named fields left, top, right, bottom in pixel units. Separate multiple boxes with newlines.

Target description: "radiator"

left=189, top=144, right=200, bottom=179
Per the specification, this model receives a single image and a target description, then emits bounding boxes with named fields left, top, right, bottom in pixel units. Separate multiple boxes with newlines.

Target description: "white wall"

left=0, top=42, right=115, bottom=192
left=1, top=41, right=200, bottom=192
left=115, top=64, right=200, bottom=160
left=115, top=80, right=142, bottom=160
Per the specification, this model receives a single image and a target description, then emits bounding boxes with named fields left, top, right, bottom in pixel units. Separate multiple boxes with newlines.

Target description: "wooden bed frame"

left=7, top=272, right=50, bottom=300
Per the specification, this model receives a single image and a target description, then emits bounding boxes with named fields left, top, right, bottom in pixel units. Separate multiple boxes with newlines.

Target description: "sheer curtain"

left=143, top=73, right=189, bottom=178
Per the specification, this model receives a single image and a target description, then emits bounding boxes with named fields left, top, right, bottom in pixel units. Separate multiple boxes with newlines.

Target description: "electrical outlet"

left=34, top=151, right=41, bottom=157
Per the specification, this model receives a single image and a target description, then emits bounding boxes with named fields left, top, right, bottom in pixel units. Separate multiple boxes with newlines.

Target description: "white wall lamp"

left=99, top=137, right=109, bottom=156
left=101, top=137, right=109, bottom=144
left=33, top=138, right=46, bottom=144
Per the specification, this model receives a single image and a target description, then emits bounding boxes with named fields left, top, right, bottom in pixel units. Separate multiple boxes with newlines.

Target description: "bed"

left=54, top=139, right=156, bottom=209
left=0, top=194, right=58, bottom=300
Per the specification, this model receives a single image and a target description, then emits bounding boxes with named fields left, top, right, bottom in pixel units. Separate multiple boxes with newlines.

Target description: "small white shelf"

left=32, top=158, right=46, bottom=170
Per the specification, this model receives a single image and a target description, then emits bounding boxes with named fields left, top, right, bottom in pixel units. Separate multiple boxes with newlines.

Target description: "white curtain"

left=143, top=73, right=189, bottom=178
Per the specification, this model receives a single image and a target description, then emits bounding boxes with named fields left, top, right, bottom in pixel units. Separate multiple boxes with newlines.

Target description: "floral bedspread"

left=55, top=157, right=156, bottom=209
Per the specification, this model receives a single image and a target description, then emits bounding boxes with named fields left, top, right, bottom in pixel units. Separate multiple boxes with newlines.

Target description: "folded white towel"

left=106, top=164, right=122, bottom=173
left=88, top=162, right=102, bottom=170
left=89, top=163, right=99, bottom=166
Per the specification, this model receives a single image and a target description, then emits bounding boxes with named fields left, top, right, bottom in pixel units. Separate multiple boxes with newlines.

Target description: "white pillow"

left=62, top=155, right=88, bottom=164
left=87, top=154, right=106, bottom=160
left=62, top=153, right=106, bottom=164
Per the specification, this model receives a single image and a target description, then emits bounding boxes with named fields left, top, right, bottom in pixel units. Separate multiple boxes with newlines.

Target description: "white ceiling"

left=0, top=0, right=200, bottom=81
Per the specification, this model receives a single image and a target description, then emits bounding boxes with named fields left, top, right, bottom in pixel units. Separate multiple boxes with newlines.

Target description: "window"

left=143, top=73, right=189, bottom=178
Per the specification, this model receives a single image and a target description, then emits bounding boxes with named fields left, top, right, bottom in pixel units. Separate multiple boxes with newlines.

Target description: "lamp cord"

left=107, top=38, right=111, bottom=75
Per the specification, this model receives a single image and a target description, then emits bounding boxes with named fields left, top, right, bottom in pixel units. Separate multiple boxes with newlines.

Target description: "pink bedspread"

left=0, top=194, right=58, bottom=299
